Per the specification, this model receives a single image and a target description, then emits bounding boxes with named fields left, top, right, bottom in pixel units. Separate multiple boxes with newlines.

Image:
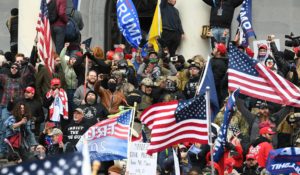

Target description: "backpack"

left=47, top=0, right=58, bottom=24
left=65, top=9, right=80, bottom=42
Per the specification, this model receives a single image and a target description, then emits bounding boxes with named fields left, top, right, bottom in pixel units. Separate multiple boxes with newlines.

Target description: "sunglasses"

left=11, top=66, right=18, bottom=69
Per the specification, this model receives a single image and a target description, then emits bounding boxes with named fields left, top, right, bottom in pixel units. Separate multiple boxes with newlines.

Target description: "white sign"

left=253, top=39, right=280, bottom=60
left=128, top=143, right=157, bottom=175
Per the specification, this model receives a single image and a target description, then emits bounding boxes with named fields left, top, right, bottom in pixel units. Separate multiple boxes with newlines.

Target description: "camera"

left=285, top=33, right=300, bottom=47
left=170, top=56, right=178, bottom=62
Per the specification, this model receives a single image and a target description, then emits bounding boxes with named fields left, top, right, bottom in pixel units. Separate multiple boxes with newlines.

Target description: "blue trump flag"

left=76, top=109, right=133, bottom=161
left=198, top=58, right=220, bottom=120
left=266, top=147, right=300, bottom=174
left=116, top=0, right=142, bottom=48
left=237, top=0, right=256, bottom=46
left=212, top=88, right=240, bottom=162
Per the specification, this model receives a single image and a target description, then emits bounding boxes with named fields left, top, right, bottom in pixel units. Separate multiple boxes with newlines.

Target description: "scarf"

left=46, top=88, right=68, bottom=122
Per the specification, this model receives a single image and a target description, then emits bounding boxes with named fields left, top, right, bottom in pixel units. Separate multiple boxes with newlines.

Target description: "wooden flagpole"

left=126, top=102, right=136, bottom=173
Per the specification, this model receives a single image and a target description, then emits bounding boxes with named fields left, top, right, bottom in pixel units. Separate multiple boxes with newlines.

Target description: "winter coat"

left=202, top=0, right=243, bottom=28
left=60, top=47, right=78, bottom=89
left=94, top=80, right=127, bottom=114
left=73, top=83, right=96, bottom=107
left=51, top=0, right=68, bottom=27
left=79, top=91, right=109, bottom=126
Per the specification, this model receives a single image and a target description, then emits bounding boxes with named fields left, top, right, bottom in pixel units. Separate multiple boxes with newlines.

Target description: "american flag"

left=140, top=95, right=208, bottom=155
left=0, top=152, right=83, bottom=175
left=76, top=109, right=133, bottom=161
left=228, top=43, right=300, bottom=107
left=83, top=109, right=133, bottom=140
left=36, top=0, right=55, bottom=73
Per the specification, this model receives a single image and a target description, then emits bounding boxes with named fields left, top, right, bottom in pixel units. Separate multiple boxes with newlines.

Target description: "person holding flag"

left=209, top=89, right=243, bottom=175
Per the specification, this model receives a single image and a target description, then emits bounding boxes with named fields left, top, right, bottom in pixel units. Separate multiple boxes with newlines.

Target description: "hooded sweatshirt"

left=79, top=91, right=109, bottom=127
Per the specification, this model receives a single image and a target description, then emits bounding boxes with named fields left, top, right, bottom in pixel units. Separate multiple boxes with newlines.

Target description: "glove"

left=225, top=142, right=236, bottom=151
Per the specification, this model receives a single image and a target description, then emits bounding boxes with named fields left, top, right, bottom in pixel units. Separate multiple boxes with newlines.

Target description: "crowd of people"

left=0, top=0, right=300, bottom=175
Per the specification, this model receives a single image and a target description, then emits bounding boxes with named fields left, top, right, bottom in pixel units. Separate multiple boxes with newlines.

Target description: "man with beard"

left=248, top=127, right=275, bottom=168
left=79, top=91, right=108, bottom=126
left=241, top=154, right=263, bottom=175
left=236, top=99, right=292, bottom=146
left=95, top=76, right=127, bottom=114
left=64, top=108, right=89, bottom=152
left=0, top=62, right=24, bottom=158
left=73, top=70, right=98, bottom=107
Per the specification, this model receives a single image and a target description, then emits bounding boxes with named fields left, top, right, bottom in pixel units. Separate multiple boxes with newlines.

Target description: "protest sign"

left=128, top=142, right=157, bottom=175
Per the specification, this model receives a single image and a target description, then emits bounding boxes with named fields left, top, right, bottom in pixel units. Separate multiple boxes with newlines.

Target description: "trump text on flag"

left=117, top=0, right=142, bottom=47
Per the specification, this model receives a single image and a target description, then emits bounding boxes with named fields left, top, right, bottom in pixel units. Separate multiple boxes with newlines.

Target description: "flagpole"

left=126, top=102, right=137, bottom=173
left=206, top=86, right=215, bottom=175
left=83, top=54, right=89, bottom=97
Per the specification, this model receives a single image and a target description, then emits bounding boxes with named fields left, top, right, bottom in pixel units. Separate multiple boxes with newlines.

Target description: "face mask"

left=175, top=64, right=184, bottom=71
left=107, top=82, right=117, bottom=92
left=258, top=51, right=267, bottom=58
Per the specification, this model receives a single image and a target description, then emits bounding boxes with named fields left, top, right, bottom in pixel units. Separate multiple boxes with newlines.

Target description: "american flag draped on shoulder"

left=140, top=95, right=209, bottom=155
left=36, top=0, right=55, bottom=73
left=76, top=109, right=133, bottom=161
left=228, top=43, right=300, bottom=107
left=213, top=88, right=240, bottom=162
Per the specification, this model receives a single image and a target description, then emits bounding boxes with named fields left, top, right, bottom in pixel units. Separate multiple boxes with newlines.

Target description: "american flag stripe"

left=149, top=135, right=208, bottom=151
left=152, top=120, right=207, bottom=134
left=140, top=96, right=208, bottom=155
left=228, top=43, right=300, bottom=107
left=228, top=71, right=282, bottom=101
left=36, top=0, right=55, bottom=74
left=257, top=64, right=300, bottom=103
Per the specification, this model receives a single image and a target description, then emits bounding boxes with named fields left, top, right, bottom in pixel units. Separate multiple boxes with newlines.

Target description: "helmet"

left=141, top=78, right=154, bottom=86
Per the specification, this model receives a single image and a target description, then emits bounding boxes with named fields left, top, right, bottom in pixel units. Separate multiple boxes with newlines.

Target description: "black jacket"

left=203, top=0, right=243, bottom=28
left=160, top=0, right=184, bottom=34
left=79, top=91, right=109, bottom=126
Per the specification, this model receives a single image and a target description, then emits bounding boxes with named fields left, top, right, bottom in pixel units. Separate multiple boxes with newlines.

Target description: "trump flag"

left=76, top=109, right=133, bottom=161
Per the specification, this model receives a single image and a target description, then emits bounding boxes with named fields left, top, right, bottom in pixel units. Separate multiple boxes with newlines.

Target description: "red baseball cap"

left=51, top=78, right=61, bottom=86
left=216, top=43, right=227, bottom=55
left=259, top=44, right=268, bottom=50
left=259, top=127, right=275, bottom=135
left=246, top=153, right=256, bottom=160
left=25, top=86, right=35, bottom=94
left=115, top=47, right=123, bottom=53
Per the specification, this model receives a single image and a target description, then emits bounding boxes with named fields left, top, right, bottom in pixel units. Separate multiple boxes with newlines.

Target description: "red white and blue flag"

left=140, top=95, right=209, bottom=155
left=76, top=109, right=133, bottom=161
left=228, top=43, right=300, bottom=107
left=36, top=0, right=55, bottom=73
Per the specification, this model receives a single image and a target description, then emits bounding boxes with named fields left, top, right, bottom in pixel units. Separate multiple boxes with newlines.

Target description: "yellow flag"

left=148, top=0, right=162, bottom=52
